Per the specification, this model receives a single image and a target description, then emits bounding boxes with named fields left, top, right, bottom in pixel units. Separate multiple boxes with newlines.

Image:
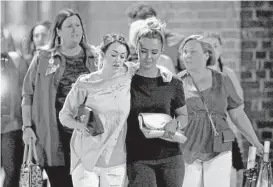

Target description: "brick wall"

left=240, top=1, right=273, bottom=162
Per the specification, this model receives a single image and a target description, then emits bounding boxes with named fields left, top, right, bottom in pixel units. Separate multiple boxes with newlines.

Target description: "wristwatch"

left=22, top=125, right=32, bottom=131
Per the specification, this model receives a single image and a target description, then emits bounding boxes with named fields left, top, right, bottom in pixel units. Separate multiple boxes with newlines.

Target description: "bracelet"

left=22, top=125, right=32, bottom=131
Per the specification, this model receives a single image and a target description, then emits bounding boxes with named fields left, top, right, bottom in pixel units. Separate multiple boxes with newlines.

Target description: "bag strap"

left=24, top=139, right=39, bottom=164
left=31, top=139, right=39, bottom=163
left=82, top=95, right=88, bottom=105
left=27, top=140, right=33, bottom=164
left=22, top=144, right=29, bottom=164
left=190, top=75, right=219, bottom=136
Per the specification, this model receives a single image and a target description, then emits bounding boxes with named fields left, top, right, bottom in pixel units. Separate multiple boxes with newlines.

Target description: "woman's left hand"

left=253, top=141, right=264, bottom=157
left=163, top=119, right=178, bottom=139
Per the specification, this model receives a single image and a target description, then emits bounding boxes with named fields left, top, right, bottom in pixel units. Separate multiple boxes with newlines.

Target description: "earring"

left=55, top=36, right=62, bottom=47
left=81, top=35, right=85, bottom=43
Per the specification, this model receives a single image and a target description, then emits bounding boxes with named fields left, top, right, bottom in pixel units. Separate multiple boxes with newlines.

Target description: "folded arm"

left=58, top=78, right=89, bottom=130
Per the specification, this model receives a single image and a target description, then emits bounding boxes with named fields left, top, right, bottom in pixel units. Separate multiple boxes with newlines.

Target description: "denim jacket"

left=21, top=44, right=98, bottom=166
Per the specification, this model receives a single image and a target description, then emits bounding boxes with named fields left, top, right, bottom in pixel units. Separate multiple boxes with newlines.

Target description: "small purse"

left=190, top=75, right=234, bottom=153
left=138, top=113, right=187, bottom=143
left=19, top=139, right=43, bottom=187
left=76, top=96, right=104, bottom=136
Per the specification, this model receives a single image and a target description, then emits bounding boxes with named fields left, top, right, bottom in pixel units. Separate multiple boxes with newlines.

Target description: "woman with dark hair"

left=177, top=35, right=262, bottom=187
left=21, top=21, right=52, bottom=66
left=59, top=33, right=134, bottom=187
left=21, top=9, right=98, bottom=187
left=202, top=32, right=244, bottom=187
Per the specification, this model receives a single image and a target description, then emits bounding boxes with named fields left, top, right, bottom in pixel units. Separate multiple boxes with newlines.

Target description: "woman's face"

left=57, top=15, right=83, bottom=48
left=33, top=25, right=50, bottom=49
left=203, top=37, right=222, bottom=61
left=137, top=37, right=162, bottom=70
left=181, top=40, right=208, bottom=71
left=103, top=42, right=128, bottom=70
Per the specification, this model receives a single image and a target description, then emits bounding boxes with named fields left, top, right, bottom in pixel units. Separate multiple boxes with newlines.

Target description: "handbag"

left=76, top=95, right=104, bottom=136
left=190, top=75, right=234, bottom=153
left=19, top=139, right=43, bottom=187
left=138, top=113, right=187, bottom=143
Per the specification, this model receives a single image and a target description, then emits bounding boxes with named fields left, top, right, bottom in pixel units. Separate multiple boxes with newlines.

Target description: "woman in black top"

left=126, top=17, right=188, bottom=187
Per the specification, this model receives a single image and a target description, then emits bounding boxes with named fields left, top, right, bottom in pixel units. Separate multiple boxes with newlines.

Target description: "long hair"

left=22, top=21, right=52, bottom=57
left=47, top=9, right=88, bottom=50
left=202, top=32, right=223, bottom=71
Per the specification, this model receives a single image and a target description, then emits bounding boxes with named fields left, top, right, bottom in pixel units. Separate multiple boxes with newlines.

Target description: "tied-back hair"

left=134, top=17, right=166, bottom=50
left=96, top=33, right=130, bottom=70
left=202, top=32, right=224, bottom=72
left=126, top=2, right=157, bottom=20
left=98, top=33, right=130, bottom=58
left=46, top=9, right=88, bottom=51
left=178, top=34, right=216, bottom=66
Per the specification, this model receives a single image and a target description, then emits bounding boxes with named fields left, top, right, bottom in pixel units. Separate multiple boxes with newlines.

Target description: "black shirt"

left=55, top=49, right=90, bottom=133
left=126, top=74, right=186, bottom=162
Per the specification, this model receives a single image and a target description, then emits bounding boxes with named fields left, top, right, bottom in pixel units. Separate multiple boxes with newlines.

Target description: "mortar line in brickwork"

left=251, top=69, right=257, bottom=81
left=259, top=80, right=265, bottom=92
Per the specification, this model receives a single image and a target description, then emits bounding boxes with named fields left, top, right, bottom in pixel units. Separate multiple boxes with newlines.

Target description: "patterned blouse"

left=178, top=69, right=243, bottom=164
left=55, top=49, right=90, bottom=131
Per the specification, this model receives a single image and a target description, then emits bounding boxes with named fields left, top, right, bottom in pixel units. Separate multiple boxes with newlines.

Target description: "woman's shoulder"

left=176, top=70, right=189, bottom=80
left=72, top=72, right=100, bottom=90
left=78, top=72, right=101, bottom=83
left=222, top=66, right=238, bottom=79
left=208, top=66, right=226, bottom=78
left=170, top=75, right=184, bottom=86
left=33, top=48, right=52, bottom=60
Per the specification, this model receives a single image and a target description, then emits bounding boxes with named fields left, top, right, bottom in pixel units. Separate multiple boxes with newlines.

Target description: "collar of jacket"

left=50, top=44, right=96, bottom=59
left=44, top=44, right=98, bottom=73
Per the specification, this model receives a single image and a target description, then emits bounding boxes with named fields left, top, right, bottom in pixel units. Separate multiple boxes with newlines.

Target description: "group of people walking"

left=1, top=3, right=263, bottom=187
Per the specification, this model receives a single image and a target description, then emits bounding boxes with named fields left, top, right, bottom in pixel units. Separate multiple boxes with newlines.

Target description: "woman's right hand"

left=23, top=128, right=37, bottom=145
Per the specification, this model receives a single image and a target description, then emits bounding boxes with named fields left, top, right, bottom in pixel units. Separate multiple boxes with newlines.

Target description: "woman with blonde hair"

left=177, top=35, right=263, bottom=187
left=126, top=17, right=188, bottom=187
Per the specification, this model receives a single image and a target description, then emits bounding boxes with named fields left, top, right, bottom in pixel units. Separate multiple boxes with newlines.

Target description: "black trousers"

left=1, top=130, right=23, bottom=187
left=127, top=155, right=185, bottom=187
